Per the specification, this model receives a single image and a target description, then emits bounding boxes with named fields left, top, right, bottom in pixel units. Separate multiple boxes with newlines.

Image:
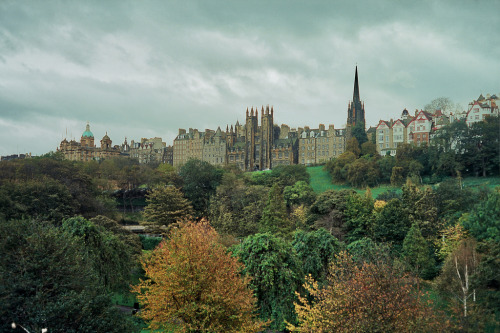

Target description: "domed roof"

left=82, top=122, right=94, bottom=138
left=102, top=132, right=110, bottom=141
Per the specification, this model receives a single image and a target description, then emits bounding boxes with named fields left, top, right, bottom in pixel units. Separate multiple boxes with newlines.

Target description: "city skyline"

left=0, top=0, right=499, bottom=156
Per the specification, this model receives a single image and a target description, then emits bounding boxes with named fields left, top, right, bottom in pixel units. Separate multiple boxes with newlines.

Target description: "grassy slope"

left=307, top=165, right=399, bottom=198
left=307, top=165, right=500, bottom=198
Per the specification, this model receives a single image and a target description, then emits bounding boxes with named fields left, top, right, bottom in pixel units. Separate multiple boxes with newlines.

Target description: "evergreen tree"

left=142, top=185, right=194, bottom=232
left=259, top=184, right=289, bottom=235
left=402, top=223, right=436, bottom=282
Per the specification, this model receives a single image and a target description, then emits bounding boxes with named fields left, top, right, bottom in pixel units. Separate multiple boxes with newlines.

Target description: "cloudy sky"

left=0, top=0, right=498, bottom=156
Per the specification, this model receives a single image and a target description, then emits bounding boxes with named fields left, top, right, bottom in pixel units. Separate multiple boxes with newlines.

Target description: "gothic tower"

left=260, top=105, right=274, bottom=170
left=245, top=107, right=258, bottom=171
left=346, top=66, right=366, bottom=131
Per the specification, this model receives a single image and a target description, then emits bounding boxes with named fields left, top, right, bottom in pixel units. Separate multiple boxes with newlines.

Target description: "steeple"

left=346, top=66, right=366, bottom=129
left=353, top=65, right=360, bottom=103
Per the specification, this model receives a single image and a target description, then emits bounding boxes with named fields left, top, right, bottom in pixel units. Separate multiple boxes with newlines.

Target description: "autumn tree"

left=133, top=220, right=267, bottom=333
left=289, top=251, right=448, bottom=332
left=142, top=185, right=193, bottom=232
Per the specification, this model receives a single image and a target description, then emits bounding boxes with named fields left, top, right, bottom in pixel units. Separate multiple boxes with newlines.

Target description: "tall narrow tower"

left=260, top=105, right=274, bottom=170
left=346, top=66, right=366, bottom=129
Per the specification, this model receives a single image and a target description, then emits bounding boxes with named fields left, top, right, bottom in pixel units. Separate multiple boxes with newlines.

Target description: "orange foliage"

left=132, top=220, right=267, bottom=332
left=289, top=252, right=450, bottom=332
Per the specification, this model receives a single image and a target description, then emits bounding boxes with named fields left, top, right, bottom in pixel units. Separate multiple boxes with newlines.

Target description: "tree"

left=461, top=190, right=500, bottom=243
left=179, top=159, right=223, bottom=217
left=62, top=216, right=136, bottom=292
left=402, top=224, right=436, bottom=285
left=424, top=97, right=461, bottom=114
left=283, top=181, right=316, bottom=208
left=372, top=198, right=411, bottom=252
left=308, top=189, right=355, bottom=240
left=324, top=152, right=356, bottom=183
left=360, top=141, right=377, bottom=156
left=345, top=157, right=379, bottom=187
left=292, top=229, right=340, bottom=283
left=142, top=185, right=194, bottom=232
left=259, top=184, right=289, bottom=235
left=435, top=239, right=486, bottom=330
left=343, top=191, right=374, bottom=242
left=345, top=137, right=361, bottom=157
left=0, top=220, right=136, bottom=333
left=289, top=251, right=447, bottom=332
left=352, top=121, right=368, bottom=147
left=133, top=220, right=267, bottom=332
left=209, top=174, right=268, bottom=237
left=233, top=233, right=303, bottom=331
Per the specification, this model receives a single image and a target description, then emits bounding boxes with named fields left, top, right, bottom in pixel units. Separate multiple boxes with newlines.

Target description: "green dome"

left=82, top=123, right=94, bottom=138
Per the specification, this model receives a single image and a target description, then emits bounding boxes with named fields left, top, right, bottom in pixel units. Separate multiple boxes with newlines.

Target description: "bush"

left=139, top=234, right=163, bottom=250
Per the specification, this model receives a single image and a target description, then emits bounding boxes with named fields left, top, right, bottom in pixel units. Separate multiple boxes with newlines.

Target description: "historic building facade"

left=58, top=122, right=122, bottom=162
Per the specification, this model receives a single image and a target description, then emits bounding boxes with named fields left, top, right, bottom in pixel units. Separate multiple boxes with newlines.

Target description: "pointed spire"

left=353, top=66, right=360, bottom=102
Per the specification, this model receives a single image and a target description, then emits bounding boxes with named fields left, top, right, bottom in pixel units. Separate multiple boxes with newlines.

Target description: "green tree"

left=402, top=224, right=436, bottom=284
left=179, top=159, right=223, bottom=217
left=133, top=221, right=267, bottom=333
left=461, top=190, right=500, bottom=243
left=372, top=198, right=411, bottom=252
left=292, top=229, right=340, bottom=283
left=352, top=121, right=368, bottom=147
left=142, top=185, right=194, bottom=232
left=233, top=233, right=303, bottom=331
left=360, top=141, right=377, bottom=156
left=346, top=157, right=380, bottom=187
left=0, top=220, right=136, bottom=333
left=345, top=137, right=361, bottom=157
left=62, top=217, right=135, bottom=292
left=324, top=152, right=356, bottom=183
left=209, top=174, right=268, bottom=237
left=308, top=189, right=356, bottom=240
left=259, top=184, right=289, bottom=235
left=283, top=181, right=316, bottom=208
left=343, top=191, right=374, bottom=242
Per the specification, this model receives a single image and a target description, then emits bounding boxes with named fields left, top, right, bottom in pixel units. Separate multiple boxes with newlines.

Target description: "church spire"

left=353, top=66, right=360, bottom=103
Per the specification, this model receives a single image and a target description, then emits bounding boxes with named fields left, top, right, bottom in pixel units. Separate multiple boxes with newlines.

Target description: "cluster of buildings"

left=171, top=67, right=366, bottom=170
left=373, top=93, right=498, bottom=156
left=55, top=66, right=498, bottom=169
left=57, top=123, right=173, bottom=164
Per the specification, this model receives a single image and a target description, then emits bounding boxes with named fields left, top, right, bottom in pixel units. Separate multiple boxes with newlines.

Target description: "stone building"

left=58, top=122, right=121, bottom=161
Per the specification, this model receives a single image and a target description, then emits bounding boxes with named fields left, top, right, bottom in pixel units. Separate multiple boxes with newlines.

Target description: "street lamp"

left=11, top=322, right=47, bottom=333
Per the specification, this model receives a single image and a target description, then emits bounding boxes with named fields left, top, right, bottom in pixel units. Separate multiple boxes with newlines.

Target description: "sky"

left=0, top=0, right=499, bottom=156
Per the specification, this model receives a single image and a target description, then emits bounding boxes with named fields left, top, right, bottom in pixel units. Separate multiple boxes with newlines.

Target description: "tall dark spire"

left=353, top=66, right=360, bottom=102
left=346, top=66, right=365, bottom=129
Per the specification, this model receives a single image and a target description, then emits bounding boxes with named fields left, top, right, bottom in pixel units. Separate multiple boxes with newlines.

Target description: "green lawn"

left=307, top=165, right=399, bottom=198
left=306, top=165, right=500, bottom=198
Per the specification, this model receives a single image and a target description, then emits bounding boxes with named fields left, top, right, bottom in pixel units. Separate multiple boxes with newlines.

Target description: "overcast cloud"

left=0, top=0, right=498, bottom=156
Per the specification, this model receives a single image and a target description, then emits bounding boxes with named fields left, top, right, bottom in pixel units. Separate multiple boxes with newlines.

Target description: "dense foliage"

left=133, top=220, right=267, bottom=332
left=0, top=118, right=498, bottom=332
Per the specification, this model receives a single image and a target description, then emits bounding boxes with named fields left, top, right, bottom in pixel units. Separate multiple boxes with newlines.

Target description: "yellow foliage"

left=132, top=220, right=268, bottom=332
